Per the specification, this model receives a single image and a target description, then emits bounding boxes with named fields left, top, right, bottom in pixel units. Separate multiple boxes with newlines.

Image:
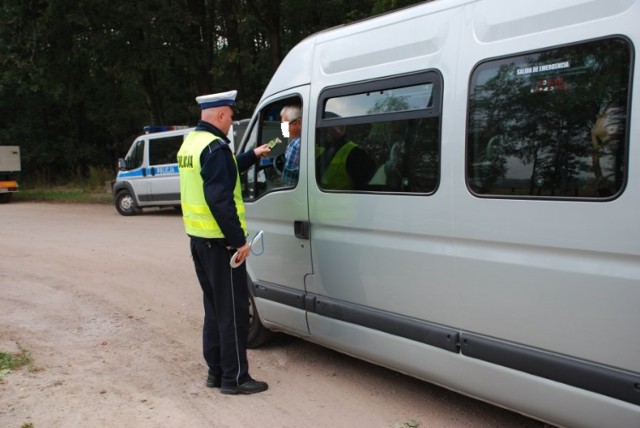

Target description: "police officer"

left=178, top=90, right=271, bottom=395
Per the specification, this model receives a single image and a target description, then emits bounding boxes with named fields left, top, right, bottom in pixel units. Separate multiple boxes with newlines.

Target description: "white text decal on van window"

left=516, top=61, right=570, bottom=76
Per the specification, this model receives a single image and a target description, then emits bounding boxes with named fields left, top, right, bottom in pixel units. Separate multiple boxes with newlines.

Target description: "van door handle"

left=294, top=220, right=310, bottom=240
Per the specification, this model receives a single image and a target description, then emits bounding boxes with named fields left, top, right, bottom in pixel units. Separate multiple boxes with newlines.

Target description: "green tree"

left=0, top=0, right=426, bottom=183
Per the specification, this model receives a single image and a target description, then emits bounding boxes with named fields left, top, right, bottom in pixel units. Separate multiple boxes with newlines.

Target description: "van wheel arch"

left=247, top=281, right=272, bottom=348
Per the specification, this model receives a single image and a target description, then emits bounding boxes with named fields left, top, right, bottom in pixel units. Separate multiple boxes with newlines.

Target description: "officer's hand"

left=235, top=242, right=251, bottom=263
left=254, top=144, right=271, bottom=158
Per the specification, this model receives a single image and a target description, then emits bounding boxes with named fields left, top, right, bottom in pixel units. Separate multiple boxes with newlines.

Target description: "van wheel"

left=247, top=292, right=272, bottom=348
left=0, top=193, right=12, bottom=203
left=115, top=190, right=139, bottom=216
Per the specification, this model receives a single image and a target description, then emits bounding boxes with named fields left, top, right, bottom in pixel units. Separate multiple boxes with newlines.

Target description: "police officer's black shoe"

left=206, top=370, right=221, bottom=388
left=220, top=378, right=268, bottom=395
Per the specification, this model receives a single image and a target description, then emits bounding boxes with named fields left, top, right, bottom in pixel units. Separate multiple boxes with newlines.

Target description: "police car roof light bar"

left=143, top=125, right=189, bottom=134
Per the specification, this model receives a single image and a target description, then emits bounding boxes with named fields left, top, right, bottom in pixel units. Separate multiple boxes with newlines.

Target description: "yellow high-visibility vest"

left=318, top=141, right=357, bottom=190
left=177, top=131, right=247, bottom=238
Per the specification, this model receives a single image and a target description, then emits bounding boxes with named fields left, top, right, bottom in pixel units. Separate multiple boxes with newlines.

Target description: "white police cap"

left=196, top=90, right=238, bottom=110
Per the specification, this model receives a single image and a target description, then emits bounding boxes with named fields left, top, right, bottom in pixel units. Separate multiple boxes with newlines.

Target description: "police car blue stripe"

left=116, top=164, right=179, bottom=179
left=117, top=169, right=145, bottom=178
left=154, top=165, right=179, bottom=175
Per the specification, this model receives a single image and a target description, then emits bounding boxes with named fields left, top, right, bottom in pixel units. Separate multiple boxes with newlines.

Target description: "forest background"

left=0, top=0, right=426, bottom=185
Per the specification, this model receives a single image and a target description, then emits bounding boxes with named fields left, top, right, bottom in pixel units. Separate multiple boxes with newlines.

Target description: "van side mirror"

left=118, top=158, right=127, bottom=171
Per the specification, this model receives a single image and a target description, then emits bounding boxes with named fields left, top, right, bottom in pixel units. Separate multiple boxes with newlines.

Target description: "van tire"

left=0, top=193, right=12, bottom=203
left=247, top=292, right=272, bottom=348
left=115, top=190, right=139, bottom=216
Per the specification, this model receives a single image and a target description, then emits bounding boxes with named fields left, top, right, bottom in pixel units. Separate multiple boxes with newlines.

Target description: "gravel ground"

left=0, top=201, right=548, bottom=428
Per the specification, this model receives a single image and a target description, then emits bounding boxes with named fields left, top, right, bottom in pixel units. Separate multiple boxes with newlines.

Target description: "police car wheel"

left=115, top=190, right=139, bottom=216
left=247, top=292, right=271, bottom=348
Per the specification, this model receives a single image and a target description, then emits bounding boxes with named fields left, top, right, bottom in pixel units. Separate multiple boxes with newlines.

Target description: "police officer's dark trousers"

left=190, top=238, right=250, bottom=387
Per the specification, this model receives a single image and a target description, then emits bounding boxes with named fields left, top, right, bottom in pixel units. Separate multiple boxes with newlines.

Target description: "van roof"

left=261, top=0, right=474, bottom=101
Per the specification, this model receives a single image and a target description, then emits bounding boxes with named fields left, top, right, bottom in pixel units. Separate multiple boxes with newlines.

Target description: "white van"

left=113, top=122, right=252, bottom=215
left=237, top=1, right=640, bottom=427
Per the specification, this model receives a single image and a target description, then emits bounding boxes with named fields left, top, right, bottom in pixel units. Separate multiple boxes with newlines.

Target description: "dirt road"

left=0, top=202, right=546, bottom=428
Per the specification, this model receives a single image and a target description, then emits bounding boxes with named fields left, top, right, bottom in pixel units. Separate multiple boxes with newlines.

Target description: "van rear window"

left=467, top=37, right=632, bottom=199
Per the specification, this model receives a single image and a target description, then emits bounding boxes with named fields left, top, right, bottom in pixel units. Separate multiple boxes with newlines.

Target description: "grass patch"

left=13, top=187, right=113, bottom=204
left=0, top=349, right=33, bottom=378
left=11, top=165, right=115, bottom=204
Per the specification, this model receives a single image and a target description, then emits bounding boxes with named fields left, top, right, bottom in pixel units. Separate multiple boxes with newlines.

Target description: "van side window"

left=317, top=72, right=441, bottom=193
left=149, top=136, right=184, bottom=166
left=467, top=37, right=632, bottom=199
left=241, top=96, right=303, bottom=200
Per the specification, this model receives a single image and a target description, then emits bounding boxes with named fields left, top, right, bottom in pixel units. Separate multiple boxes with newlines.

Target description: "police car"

left=112, top=123, right=248, bottom=216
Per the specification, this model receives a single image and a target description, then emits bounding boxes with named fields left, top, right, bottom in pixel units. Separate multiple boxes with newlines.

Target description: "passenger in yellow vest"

left=316, top=113, right=376, bottom=190
left=177, top=90, right=271, bottom=395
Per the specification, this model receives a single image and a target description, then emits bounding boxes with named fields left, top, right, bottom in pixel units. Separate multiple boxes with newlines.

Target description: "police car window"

left=317, top=73, right=441, bottom=193
left=149, top=136, right=184, bottom=166
left=129, top=140, right=145, bottom=169
left=467, top=37, right=631, bottom=199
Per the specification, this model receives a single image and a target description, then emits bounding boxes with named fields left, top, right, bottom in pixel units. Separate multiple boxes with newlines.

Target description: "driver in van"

left=177, top=89, right=271, bottom=395
left=316, top=112, right=376, bottom=190
left=280, top=104, right=302, bottom=186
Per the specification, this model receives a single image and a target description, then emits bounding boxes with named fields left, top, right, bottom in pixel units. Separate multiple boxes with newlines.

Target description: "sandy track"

left=0, top=202, right=546, bottom=428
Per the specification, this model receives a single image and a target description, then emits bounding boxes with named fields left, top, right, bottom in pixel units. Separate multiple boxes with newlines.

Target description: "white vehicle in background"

left=113, top=121, right=250, bottom=215
left=113, top=125, right=190, bottom=215
left=237, top=1, right=640, bottom=427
